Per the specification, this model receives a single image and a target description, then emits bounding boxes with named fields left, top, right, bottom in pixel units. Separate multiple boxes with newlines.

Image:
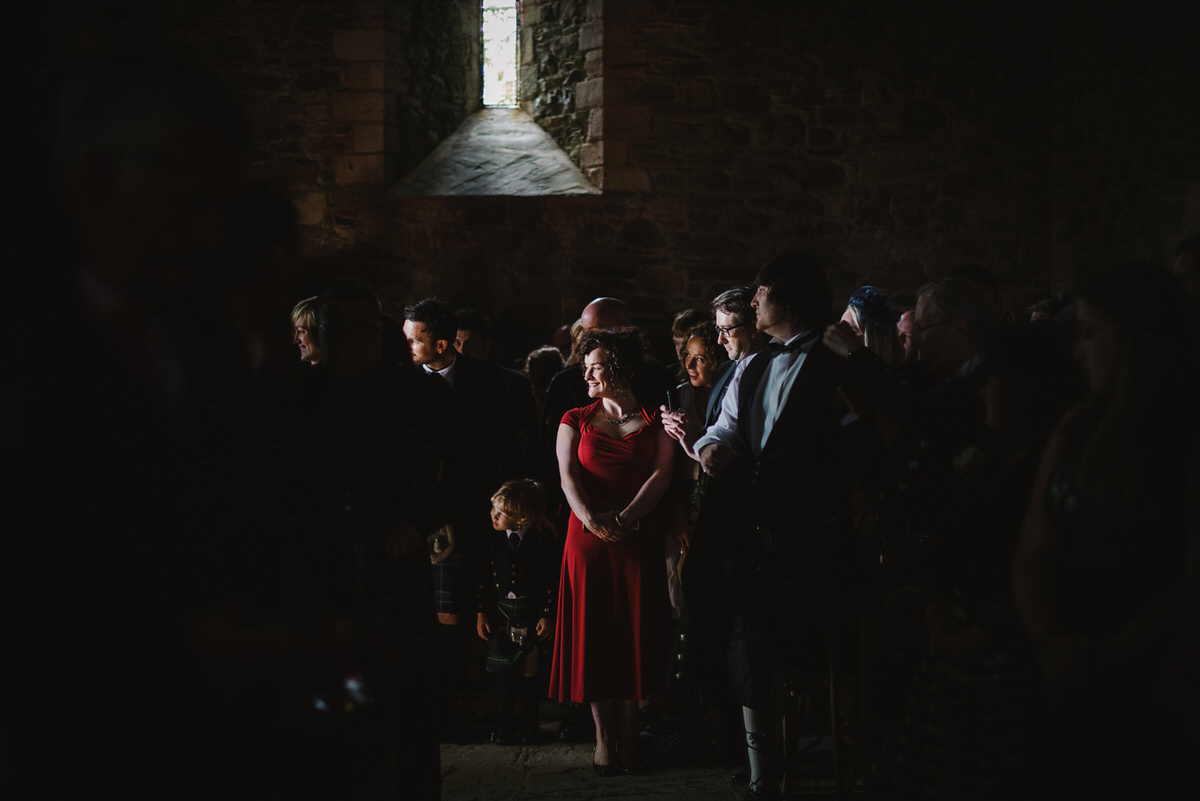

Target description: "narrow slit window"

left=482, top=1, right=518, bottom=107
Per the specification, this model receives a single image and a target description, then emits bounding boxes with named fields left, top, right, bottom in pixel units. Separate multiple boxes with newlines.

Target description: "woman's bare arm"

left=556, top=421, right=616, bottom=539
left=617, top=427, right=678, bottom=527
left=1012, top=422, right=1067, bottom=641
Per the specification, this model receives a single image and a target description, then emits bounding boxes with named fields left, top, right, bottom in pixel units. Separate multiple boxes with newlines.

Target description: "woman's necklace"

left=603, top=409, right=639, bottom=426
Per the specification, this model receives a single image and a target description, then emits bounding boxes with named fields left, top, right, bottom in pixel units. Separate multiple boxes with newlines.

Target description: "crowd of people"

left=273, top=243, right=1197, bottom=800
left=25, top=42, right=1198, bottom=801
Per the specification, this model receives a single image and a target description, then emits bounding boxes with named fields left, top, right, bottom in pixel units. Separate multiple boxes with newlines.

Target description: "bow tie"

left=766, top=331, right=818, bottom=355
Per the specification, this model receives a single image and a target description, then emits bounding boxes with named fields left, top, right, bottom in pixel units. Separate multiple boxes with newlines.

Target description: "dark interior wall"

left=1048, top=1, right=1199, bottom=283
left=50, top=0, right=1200, bottom=366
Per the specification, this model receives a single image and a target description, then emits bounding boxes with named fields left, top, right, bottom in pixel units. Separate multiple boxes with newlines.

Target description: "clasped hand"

left=586, top=510, right=629, bottom=542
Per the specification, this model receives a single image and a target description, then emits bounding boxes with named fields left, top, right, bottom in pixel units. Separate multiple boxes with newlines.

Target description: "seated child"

left=476, top=479, right=558, bottom=745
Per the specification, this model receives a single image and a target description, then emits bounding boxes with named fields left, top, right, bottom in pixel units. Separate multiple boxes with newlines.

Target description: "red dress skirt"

left=549, top=402, right=671, bottom=703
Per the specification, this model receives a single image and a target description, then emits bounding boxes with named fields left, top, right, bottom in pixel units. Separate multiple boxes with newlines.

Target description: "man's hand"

left=476, top=612, right=491, bottom=641
left=822, top=321, right=861, bottom=359
left=536, top=617, right=554, bottom=640
left=698, top=444, right=735, bottom=477
left=427, top=524, right=455, bottom=564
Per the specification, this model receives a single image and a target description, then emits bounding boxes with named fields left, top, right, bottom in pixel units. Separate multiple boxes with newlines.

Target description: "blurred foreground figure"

left=269, top=279, right=449, bottom=798
left=1014, top=263, right=1199, bottom=797
left=22, top=43, right=263, bottom=797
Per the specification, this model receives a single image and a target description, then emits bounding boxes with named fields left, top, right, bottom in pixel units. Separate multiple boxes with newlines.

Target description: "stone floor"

left=392, top=107, right=600, bottom=197
left=440, top=695, right=847, bottom=801
left=441, top=739, right=739, bottom=801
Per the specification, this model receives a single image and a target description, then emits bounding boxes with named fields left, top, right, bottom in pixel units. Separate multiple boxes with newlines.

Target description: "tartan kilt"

left=485, top=596, right=541, bottom=677
left=432, top=552, right=472, bottom=614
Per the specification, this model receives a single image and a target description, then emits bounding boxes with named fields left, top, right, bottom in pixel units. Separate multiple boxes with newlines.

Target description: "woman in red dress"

left=550, top=329, right=675, bottom=775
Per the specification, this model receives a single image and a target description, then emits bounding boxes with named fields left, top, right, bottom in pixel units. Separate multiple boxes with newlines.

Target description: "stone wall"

left=392, top=0, right=481, bottom=178
left=519, top=0, right=591, bottom=167
left=51, top=0, right=1200, bottom=367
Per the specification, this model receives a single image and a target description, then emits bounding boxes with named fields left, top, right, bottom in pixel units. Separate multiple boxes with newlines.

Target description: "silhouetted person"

left=1013, top=263, right=1199, bottom=797
left=26, top=43, right=266, bottom=798
left=280, top=278, right=449, bottom=799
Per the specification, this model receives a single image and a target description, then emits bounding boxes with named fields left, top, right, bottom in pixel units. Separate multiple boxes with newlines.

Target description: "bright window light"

left=482, top=1, right=518, bottom=107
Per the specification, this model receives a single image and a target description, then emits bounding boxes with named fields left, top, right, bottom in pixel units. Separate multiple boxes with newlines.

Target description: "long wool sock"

left=743, top=705, right=781, bottom=795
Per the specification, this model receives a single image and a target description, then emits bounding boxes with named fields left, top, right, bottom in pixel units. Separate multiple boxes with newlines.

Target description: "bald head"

left=580, top=297, right=632, bottom=330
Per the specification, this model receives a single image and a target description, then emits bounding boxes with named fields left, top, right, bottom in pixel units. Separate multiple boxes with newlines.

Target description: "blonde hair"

left=490, top=479, right=546, bottom=529
left=291, top=295, right=319, bottom=330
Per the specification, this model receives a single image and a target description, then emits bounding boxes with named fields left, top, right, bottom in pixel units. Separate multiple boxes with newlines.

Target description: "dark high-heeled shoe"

left=592, top=761, right=621, bottom=778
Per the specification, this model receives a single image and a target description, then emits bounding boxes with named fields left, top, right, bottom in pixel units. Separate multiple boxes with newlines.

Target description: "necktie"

left=766, top=330, right=819, bottom=355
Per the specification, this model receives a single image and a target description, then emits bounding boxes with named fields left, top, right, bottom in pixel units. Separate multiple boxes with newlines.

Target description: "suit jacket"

left=435, top=355, right=539, bottom=562
left=734, top=341, right=846, bottom=549
left=443, top=354, right=538, bottom=482
left=477, top=526, right=559, bottom=621
left=690, top=340, right=847, bottom=585
left=704, top=359, right=737, bottom=428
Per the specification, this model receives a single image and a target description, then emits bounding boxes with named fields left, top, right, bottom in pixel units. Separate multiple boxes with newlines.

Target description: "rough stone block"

left=580, top=141, right=604, bottom=168
left=808, top=128, right=837, bottom=147
left=355, top=123, right=385, bottom=153
left=902, top=100, right=947, bottom=130
left=333, top=91, right=385, bottom=122
left=586, top=49, right=603, bottom=77
left=590, top=106, right=651, bottom=140
left=580, top=21, right=603, bottom=51
left=607, top=140, right=630, bottom=166
left=521, top=27, right=535, bottom=65
left=345, top=61, right=385, bottom=90
left=718, top=82, right=771, bottom=117
left=333, top=28, right=386, bottom=61
left=354, top=0, right=385, bottom=24
left=295, top=190, right=327, bottom=225
left=630, top=81, right=674, bottom=104
left=303, top=103, right=332, bottom=122
left=587, top=108, right=604, bottom=141
left=335, top=154, right=385, bottom=185
left=576, top=78, right=605, bottom=109
left=307, top=133, right=353, bottom=156
left=820, top=106, right=877, bottom=126
left=604, top=48, right=648, bottom=67
left=602, top=167, right=651, bottom=193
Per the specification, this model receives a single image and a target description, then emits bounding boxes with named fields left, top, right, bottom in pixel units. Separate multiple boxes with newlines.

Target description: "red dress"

left=549, top=402, right=671, bottom=703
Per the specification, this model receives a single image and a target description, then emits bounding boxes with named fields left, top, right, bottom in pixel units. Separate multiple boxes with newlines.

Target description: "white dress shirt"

left=423, top=357, right=457, bottom=387
left=693, top=330, right=818, bottom=457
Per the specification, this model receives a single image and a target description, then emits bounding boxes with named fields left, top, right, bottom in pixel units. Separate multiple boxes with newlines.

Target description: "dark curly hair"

left=576, top=328, right=643, bottom=393
left=683, top=321, right=727, bottom=372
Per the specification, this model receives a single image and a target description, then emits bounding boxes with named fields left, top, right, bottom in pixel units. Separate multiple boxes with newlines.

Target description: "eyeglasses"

left=715, top=321, right=748, bottom=336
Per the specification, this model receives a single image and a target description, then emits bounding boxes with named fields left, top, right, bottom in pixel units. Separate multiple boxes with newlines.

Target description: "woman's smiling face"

left=583, top=347, right=615, bottom=398
left=684, top=336, right=716, bottom=387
